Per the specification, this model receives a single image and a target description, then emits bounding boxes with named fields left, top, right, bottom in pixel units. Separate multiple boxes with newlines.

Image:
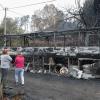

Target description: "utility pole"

left=4, top=8, right=7, bottom=47
left=53, top=17, right=56, bottom=48
left=0, top=4, right=7, bottom=47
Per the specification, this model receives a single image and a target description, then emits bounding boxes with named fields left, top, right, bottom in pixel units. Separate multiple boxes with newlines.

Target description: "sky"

left=0, top=0, right=85, bottom=21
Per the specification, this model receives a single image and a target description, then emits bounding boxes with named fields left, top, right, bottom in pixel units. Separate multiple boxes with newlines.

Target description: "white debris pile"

left=69, top=65, right=95, bottom=79
left=69, top=66, right=83, bottom=79
left=82, top=73, right=95, bottom=79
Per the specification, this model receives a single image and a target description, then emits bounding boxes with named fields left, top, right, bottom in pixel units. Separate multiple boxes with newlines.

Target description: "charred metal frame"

left=0, top=27, right=100, bottom=47
left=1, top=27, right=98, bottom=73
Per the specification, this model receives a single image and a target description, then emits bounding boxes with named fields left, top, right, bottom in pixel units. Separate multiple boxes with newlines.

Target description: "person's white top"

left=0, top=55, right=12, bottom=69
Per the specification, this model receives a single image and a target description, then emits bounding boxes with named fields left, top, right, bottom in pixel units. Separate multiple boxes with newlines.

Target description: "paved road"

left=6, top=71, right=100, bottom=100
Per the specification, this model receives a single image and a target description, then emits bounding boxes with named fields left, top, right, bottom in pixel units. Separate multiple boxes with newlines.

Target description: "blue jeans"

left=1, top=68, right=9, bottom=88
left=15, top=68, right=24, bottom=85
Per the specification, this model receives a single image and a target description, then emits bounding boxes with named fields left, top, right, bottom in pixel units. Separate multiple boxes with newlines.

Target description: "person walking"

left=14, top=51, right=25, bottom=86
left=0, top=48, right=12, bottom=89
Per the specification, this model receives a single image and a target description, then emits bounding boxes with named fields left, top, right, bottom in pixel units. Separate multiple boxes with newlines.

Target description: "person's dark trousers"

left=1, top=68, right=8, bottom=88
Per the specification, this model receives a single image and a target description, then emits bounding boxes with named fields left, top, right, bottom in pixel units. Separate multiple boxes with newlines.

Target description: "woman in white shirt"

left=0, top=48, right=12, bottom=88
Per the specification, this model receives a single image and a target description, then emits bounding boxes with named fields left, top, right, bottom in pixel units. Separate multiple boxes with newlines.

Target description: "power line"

left=9, top=0, right=56, bottom=9
left=8, top=9, right=25, bottom=16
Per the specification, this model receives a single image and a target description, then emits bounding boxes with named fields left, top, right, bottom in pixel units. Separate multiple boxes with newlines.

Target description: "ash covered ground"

left=5, top=70, right=100, bottom=100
